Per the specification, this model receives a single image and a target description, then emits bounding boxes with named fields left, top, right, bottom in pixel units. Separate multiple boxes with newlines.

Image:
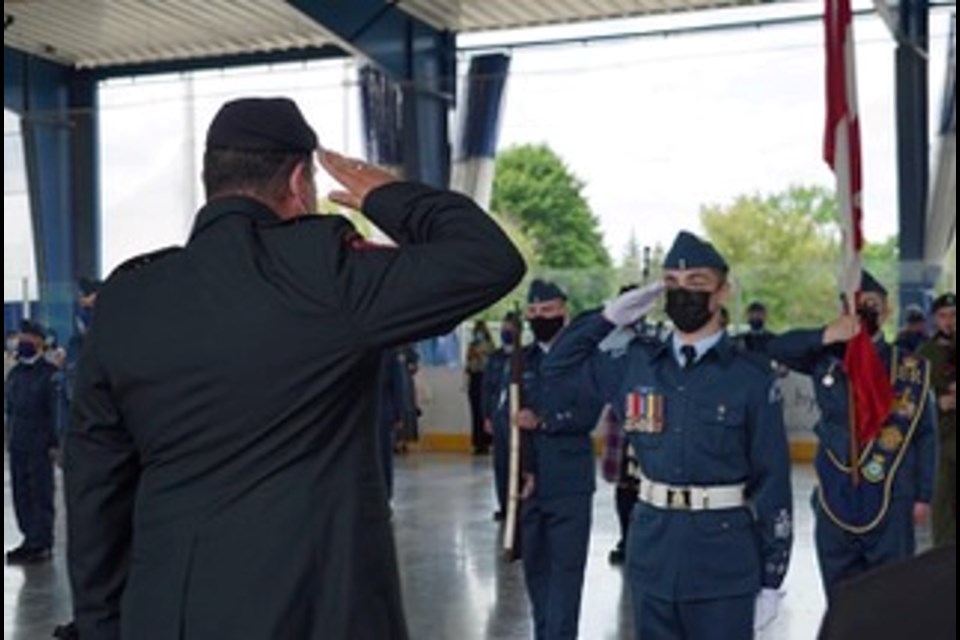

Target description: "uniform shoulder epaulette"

left=112, top=246, right=183, bottom=275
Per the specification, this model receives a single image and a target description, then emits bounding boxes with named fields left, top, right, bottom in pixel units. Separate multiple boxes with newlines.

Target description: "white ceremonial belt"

left=637, top=470, right=745, bottom=511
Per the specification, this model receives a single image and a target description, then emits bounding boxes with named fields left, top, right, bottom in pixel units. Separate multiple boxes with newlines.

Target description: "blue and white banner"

left=450, top=54, right=510, bottom=210
left=358, top=65, right=405, bottom=177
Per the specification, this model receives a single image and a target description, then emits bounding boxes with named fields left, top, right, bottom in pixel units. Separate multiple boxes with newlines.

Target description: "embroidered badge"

left=862, top=455, right=887, bottom=483
left=773, top=510, right=792, bottom=540
left=878, top=426, right=905, bottom=453
left=894, top=389, right=917, bottom=420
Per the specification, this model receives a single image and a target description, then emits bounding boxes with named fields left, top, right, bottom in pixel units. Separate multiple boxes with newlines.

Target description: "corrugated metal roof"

left=3, top=0, right=338, bottom=69
left=3, top=0, right=766, bottom=70
left=399, top=0, right=764, bottom=32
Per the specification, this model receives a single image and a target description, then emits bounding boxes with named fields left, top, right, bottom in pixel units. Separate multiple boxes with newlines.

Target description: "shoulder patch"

left=112, top=246, right=183, bottom=275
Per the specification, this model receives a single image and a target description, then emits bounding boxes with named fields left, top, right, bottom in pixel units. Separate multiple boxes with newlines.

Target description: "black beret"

left=206, top=98, right=318, bottom=153
left=904, top=304, right=926, bottom=323
left=78, top=277, right=102, bottom=297
left=932, top=293, right=957, bottom=313
left=663, top=231, right=728, bottom=273
left=527, top=279, right=567, bottom=303
left=20, top=319, right=45, bottom=338
left=860, top=271, right=888, bottom=297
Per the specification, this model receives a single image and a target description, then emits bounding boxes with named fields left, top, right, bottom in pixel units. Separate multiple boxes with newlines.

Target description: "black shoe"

left=53, top=622, right=79, bottom=639
left=608, top=544, right=626, bottom=566
left=6, top=546, right=51, bottom=565
left=493, top=510, right=505, bottom=522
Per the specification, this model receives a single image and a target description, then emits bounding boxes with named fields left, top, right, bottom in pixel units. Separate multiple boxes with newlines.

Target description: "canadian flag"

left=823, top=0, right=894, bottom=446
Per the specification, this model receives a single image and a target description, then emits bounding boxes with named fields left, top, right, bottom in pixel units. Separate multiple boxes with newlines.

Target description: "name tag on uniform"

left=625, top=388, right=665, bottom=434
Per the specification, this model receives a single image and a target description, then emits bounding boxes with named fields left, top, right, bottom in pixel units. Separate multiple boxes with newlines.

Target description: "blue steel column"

left=5, top=48, right=99, bottom=341
left=290, top=1, right=456, bottom=187
left=896, top=0, right=931, bottom=314
left=69, top=72, right=101, bottom=283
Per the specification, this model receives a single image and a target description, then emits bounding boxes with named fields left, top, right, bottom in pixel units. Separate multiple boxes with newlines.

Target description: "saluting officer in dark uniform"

left=5, top=320, right=60, bottom=565
left=768, top=272, right=937, bottom=600
left=511, top=280, right=598, bottom=640
left=543, top=232, right=793, bottom=640
left=63, top=97, right=525, bottom=640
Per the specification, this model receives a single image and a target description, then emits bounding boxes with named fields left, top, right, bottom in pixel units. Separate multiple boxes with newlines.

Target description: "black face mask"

left=857, top=305, right=881, bottom=336
left=529, top=316, right=564, bottom=344
left=748, top=318, right=766, bottom=332
left=666, top=288, right=715, bottom=334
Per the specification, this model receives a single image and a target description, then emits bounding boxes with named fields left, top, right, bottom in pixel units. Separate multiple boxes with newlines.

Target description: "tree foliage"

left=701, top=185, right=900, bottom=330
left=490, top=144, right=615, bottom=314
left=491, top=144, right=611, bottom=270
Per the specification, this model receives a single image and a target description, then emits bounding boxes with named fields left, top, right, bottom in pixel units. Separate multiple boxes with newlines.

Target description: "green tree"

left=620, top=230, right=643, bottom=285
left=701, top=185, right=904, bottom=330
left=862, top=236, right=899, bottom=292
left=491, top=144, right=611, bottom=270
left=939, top=240, right=956, bottom=293
left=491, top=144, right=615, bottom=313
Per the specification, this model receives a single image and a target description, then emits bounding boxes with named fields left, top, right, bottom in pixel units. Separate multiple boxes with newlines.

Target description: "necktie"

left=681, top=345, right=697, bottom=369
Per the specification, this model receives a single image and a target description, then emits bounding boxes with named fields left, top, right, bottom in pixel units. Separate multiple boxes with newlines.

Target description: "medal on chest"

left=625, top=388, right=665, bottom=434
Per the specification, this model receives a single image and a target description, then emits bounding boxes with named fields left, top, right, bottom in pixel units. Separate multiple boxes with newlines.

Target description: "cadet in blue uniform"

left=543, top=232, right=793, bottom=640
left=514, top=280, right=598, bottom=640
left=484, top=312, right=520, bottom=521
left=737, top=301, right=777, bottom=355
left=63, top=98, right=525, bottom=640
left=5, top=320, right=60, bottom=564
left=767, top=272, right=937, bottom=600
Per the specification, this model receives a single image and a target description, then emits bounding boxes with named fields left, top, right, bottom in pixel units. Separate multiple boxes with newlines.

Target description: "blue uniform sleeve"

left=482, top=353, right=503, bottom=422
left=46, top=369, right=61, bottom=449
left=63, top=325, right=139, bottom=639
left=766, top=329, right=827, bottom=375
left=914, top=391, right=938, bottom=503
left=542, top=311, right=625, bottom=407
left=746, top=375, right=794, bottom=590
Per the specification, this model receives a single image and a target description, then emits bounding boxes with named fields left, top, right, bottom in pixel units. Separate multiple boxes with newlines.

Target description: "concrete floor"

left=5, top=454, right=838, bottom=640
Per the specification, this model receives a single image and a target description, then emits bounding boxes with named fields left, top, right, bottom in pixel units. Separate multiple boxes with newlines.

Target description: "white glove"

left=602, top=281, right=665, bottom=327
left=753, top=588, right=782, bottom=633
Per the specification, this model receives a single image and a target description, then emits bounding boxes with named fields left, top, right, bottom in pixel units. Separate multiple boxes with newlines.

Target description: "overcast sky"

left=4, top=1, right=954, bottom=296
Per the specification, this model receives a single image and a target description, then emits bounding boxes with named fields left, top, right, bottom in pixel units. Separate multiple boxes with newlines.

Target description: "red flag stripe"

left=824, top=0, right=894, bottom=447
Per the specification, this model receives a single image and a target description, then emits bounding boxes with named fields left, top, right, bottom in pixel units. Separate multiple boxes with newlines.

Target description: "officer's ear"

left=714, top=271, right=732, bottom=305
left=287, top=159, right=312, bottom=199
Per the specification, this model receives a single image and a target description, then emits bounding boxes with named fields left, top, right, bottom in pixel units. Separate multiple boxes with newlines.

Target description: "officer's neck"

left=676, top=317, right=724, bottom=345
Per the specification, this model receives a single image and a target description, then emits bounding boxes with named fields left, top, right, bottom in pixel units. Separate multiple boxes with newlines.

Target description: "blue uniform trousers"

left=632, top=591, right=754, bottom=640
left=814, top=496, right=916, bottom=600
left=521, top=494, right=593, bottom=640
left=10, top=448, right=55, bottom=550
left=492, top=421, right=509, bottom=513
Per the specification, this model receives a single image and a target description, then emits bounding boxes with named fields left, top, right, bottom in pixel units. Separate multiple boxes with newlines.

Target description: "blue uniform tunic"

left=5, top=358, right=60, bottom=550
left=544, top=312, right=793, bottom=640
left=483, top=347, right=512, bottom=514
left=767, top=329, right=936, bottom=599
left=500, top=342, right=598, bottom=640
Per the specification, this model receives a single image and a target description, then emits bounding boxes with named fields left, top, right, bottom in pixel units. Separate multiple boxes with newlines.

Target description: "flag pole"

left=841, top=293, right=860, bottom=487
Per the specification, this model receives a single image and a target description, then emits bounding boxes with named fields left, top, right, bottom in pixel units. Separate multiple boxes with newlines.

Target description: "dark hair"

left=202, top=148, right=310, bottom=201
